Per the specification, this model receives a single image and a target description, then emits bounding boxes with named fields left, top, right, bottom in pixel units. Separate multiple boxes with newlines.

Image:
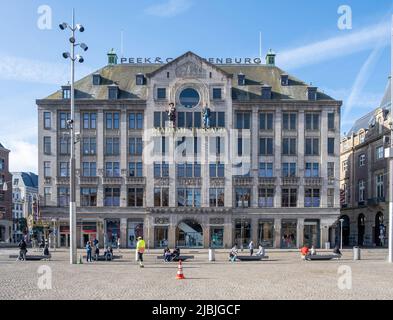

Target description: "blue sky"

left=0, top=0, right=392, bottom=172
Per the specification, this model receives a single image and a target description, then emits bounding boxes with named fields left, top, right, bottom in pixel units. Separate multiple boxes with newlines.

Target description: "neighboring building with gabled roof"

left=0, top=142, right=12, bottom=243
left=37, top=50, right=342, bottom=249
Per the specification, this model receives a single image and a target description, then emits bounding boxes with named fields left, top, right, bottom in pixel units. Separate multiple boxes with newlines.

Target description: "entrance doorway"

left=258, top=220, right=274, bottom=247
left=176, top=219, right=203, bottom=248
left=281, top=220, right=297, bottom=248
left=154, top=226, right=169, bottom=248
left=358, top=214, right=365, bottom=246
left=127, top=221, right=144, bottom=248
left=210, top=227, right=224, bottom=248
left=303, top=220, right=320, bottom=248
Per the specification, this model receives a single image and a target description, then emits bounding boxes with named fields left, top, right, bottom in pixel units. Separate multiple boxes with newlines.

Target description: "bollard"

left=353, top=246, right=361, bottom=260
left=209, top=248, right=215, bottom=262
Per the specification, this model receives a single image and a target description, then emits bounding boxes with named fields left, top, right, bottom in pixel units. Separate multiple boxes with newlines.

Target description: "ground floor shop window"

left=258, top=220, right=274, bottom=247
left=234, top=219, right=251, bottom=248
left=106, top=220, right=120, bottom=247
left=303, top=220, right=320, bottom=248
left=82, top=222, right=97, bottom=245
left=281, top=220, right=297, bottom=248
left=154, top=226, right=168, bottom=248
left=210, top=227, right=224, bottom=248
left=176, top=220, right=203, bottom=248
left=128, top=221, right=144, bottom=248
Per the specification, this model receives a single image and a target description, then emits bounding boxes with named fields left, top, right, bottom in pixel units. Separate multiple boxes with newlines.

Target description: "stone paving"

left=1, top=248, right=393, bottom=300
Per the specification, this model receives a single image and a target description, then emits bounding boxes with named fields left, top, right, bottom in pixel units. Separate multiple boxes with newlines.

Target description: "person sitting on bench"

left=229, top=244, right=238, bottom=262
left=104, top=246, right=113, bottom=260
left=256, top=244, right=265, bottom=257
left=300, top=246, right=310, bottom=260
left=310, top=245, right=317, bottom=256
left=43, top=245, right=50, bottom=257
left=333, top=246, right=342, bottom=256
left=172, top=247, right=180, bottom=260
left=164, top=247, right=172, bottom=262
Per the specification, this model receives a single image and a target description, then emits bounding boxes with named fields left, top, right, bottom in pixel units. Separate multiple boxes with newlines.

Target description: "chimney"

left=265, top=49, right=276, bottom=66
left=307, top=86, right=318, bottom=101
left=107, top=48, right=118, bottom=65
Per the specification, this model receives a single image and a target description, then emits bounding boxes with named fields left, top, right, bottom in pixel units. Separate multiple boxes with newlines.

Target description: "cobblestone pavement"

left=1, top=248, right=393, bottom=300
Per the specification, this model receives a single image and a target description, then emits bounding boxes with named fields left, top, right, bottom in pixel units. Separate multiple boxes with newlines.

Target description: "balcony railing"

left=126, top=177, right=146, bottom=185
left=154, top=177, right=170, bottom=186
left=56, top=177, right=70, bottom=185
left=233, top=176, right=254, bottom=186
left=210, top=177, right=225, bottom=187
left=258, top=177, right=276, bottom=186
left=177, top=177, right=202, bottom=186
left=281, top=177, right=300, bottom=186
left=102, top=176, right=123, bottom=185
left=303, top=177, right=322, bottom=186
left=79, top=177, right=99, bottom=185
left=368, top=197, right=386, bottom=206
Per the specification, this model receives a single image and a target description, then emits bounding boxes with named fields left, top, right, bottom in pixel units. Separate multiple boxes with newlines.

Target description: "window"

left=44, top=112, right=51, bottom=129
left=129, top=113, right=143, bottom=129
left=105, top=162, right=120, bottom=177
left=154, top=162, right=169, bottom=178
left=376, top=146, right=384, bottom=160
left=327, top=162, right=335, bottom=178
left=179, top=88, right=200, bottom=108
left=83, top=113, right=96, bottom=129
left=282, top=189, right=297, bottom=207
left=136, top=74, right=144, bottom=85
left=106, top=137, right=120, bottom=155
left=82, top=162, right=96, bottom=177
left=108, top=86, right=118, bottom=100
left=236, top=112, right=251, bottom=129
left=282, top=163, right=297, bottom=177
left=129, top=162, right=143, bottom=177
left=81, top=188, right=97, bottom=207
left=305, top=138, right=319, bottom=156
left=58, top=188, right=69, bottom=207
left=358, top=180, right=365, bottom=202
left=129, top=137, right=143, bottom=156
left=93, top=74, right=101, bottom=85
left=259, top=113, right=273, bottom=130
left=154, top=188, right=169, bottom=207
left=128, top=188, right=144, bottom=207
left=235, top=188, right=251, bottom=208
left=153, top=137, right=168, bottom=156
left=283, top=113, right=297, bottom=130
left=157, top=88, right=166, bottom=99
left=238, top=74, right=245, bottom=86
left=213, top=88, right=222, bottom=100
left=259, top=138, right=273, bottom=155
left=359, top=154, right=366, bottom=167
left=44, top=187, right=51, bottom=205
left=59, top=137, right=71, bottom=155
left=328, top=138, right=335, bottom=155
left=305, top=113, right=320, bottom=131
left=177, top=188, right=201, bottom=207
left=282, top=138, right=296, bottom=155
left=154, top=112, right=169, bottom=128
left=258, top=188, right=274, bottom=207
left=59, top=162, right=70, bottom=177
left=328, top=113, right=335, bottom=130
left=376, top=174, right=384, bottom=199
left=342, top=160, right=348, bottom=172
left=106, top=112, right=120, bottom=129
left=359, top=133, right=365, bottom=144
left=177, top=163, right=201, bottom=178
left=62, top=88, right=71, bottom=99
left=305, top=189, right=320, bottom=207
left=327, top=188, right=334, bottom=208
left=259, top=163, right=273, bottom=177
left=82, top=138, right=96, bottom=155
left=305, top=163, right=319, bottom=178
left=0, top=159, right=4, bottom=171
left=59, top=112, right=71, bottom=129
left=209, top=163, right=225, bottom=178
left=209, top=188, right=225, bottom=207
left=44, top=162, right=51, bottom=177
left=104, top=188, right=120, bottom=207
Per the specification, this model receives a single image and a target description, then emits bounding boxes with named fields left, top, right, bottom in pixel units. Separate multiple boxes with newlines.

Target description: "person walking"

left=18, top=238, right=27, bottom=261
left=249, top=241, right=254, bottom=256
left=136, top=236, right=146, bottom=268
left=86, top=241, right=92, bottom=263
left=117, top=237, right=121, bottom=252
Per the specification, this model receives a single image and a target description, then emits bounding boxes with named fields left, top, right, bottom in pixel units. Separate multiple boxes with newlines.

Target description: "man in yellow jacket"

left=136, top=236, right=146, bottom=268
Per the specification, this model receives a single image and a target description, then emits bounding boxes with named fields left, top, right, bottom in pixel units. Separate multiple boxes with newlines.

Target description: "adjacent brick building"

left=0, top=142, right=12, bottom=243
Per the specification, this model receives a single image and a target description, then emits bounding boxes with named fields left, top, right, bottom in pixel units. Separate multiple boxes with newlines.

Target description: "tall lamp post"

left=339, top=218, right=344, bottom=251
left=59, top=9, right=88, bottom=264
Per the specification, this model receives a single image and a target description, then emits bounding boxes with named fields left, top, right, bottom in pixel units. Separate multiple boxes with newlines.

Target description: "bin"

left=325, top=242, right=331, bottom=250
left=209, top=249, right=215, bottom=262
left=353, top=246, right=361, bottom=260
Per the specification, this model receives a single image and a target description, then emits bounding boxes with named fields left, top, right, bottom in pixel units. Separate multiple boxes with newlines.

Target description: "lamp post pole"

left=339, top=218, right=344, bottom=251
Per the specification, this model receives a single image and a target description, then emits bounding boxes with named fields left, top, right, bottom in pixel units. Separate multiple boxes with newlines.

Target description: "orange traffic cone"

left=176, top=260, right=185, bottom=280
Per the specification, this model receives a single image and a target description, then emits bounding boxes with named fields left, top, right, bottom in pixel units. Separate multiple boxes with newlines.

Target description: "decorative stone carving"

left=175, top=61, right=206, bottom=78
left=154, top=217, right=170, bottom=225
left=210, top=218, right=225, bottom=225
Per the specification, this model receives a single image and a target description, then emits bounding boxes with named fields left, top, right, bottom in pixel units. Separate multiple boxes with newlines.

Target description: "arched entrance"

left=176, top=219, right=203, bottom=248
left=357, top=214, right=365, bottom=246
left=375, top=212, right=385, bottom=247
left=338, top=215, right=350, bottom=247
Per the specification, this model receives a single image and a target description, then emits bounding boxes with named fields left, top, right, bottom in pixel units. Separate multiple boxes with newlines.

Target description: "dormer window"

left=62, top=86, right=71, bottom=99
left=261, top=85, right=272, bottom=100
left=136, top=73, right=145, bottom=86
left=307, top=87, right=317, bottom=101
left=281, top=74, right=289, bottom=86
left=92, top=74, right=101, bottom=86
left=238, top=73, right=245, bottom=86
left=108, top=85, right=119, bottom=100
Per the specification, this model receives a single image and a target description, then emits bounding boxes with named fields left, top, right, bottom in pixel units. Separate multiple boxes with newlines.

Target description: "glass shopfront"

left=106, top=219, right=120, bottom=247
left=176, top=220, right=203, bottom=248
left=258, top=220, right=274, bottom=247
left=154, top=226, right=169, bottom=248
left=127, top=220, right=144, bottom=248
left=59, top=225, right=70, bottom=247
left=281, top=220, right=297, bottom=248
left=303, top=219, right=320, bottom=248
left=210, top=227, right=224, bottom=248
left=82, top=222, right=97, bottom=245
left=234, top=219, right=251, bottom=248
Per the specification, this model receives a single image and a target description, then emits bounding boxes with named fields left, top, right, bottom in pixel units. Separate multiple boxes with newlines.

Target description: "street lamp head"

left=80, top=43, right=88, bottom=52
left=62, top=52, right=71, bottom=59
left=59, top=22, right=68, bottom=30
left=69, top=37, right=76, bottom=44
left=76, top=55, right=84, bottom=63
left=76, top=24, right=85, bottom=32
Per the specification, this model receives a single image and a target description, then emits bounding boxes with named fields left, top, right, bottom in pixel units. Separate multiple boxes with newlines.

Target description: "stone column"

left=120, top=218, right=128, bottom=248
left=320, top=224, right=329, bottom=249
left=201, top=135, right=209, bottom=207
left=251, top=217, right=259, bottom=245
left=274, top=110, right=282, bottom=207
left=251, top=109, right=259, bottom=208
left=168, top=224, right=176, bottom=248
left=97, top=111, right=104, bottom=207
left=320, top=110, right=328, bottom=208
left=274, top=218, right=282, bottom=248
left=298, top=111, right=305, bottom=208
left=224, top=218, right=233, bottom=249
left=120, top=110, right=128, bottom=207
left=297, top=218, right=305, bottom=248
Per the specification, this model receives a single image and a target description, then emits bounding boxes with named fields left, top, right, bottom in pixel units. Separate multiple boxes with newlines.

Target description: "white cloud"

left=7, top=140, right=38, bottom=173
left=145, top=0, right=193, bottom=17
left=277, top=21, right=390, bottom=70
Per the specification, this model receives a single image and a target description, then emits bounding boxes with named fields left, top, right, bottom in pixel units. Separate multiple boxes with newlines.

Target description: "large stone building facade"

left=37, top=51, right=342, bottom=249
left=339, top=77, right=391, bottom=247
left=0, top=142, right=12, bottom=243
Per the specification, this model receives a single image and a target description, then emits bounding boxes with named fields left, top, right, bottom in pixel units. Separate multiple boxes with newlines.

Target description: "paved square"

left=1, top=248, right=392, bottom=300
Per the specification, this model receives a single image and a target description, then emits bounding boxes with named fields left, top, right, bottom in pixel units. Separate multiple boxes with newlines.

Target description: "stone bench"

left=9, top=254, right=51, bottom=261
left=84, top=254, right=122, bottom=261
left=235, top=255, right=269, bottom=261
left=305, top=254, right=341, bottom=261
left=156, top=255, right=195, bottom=262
